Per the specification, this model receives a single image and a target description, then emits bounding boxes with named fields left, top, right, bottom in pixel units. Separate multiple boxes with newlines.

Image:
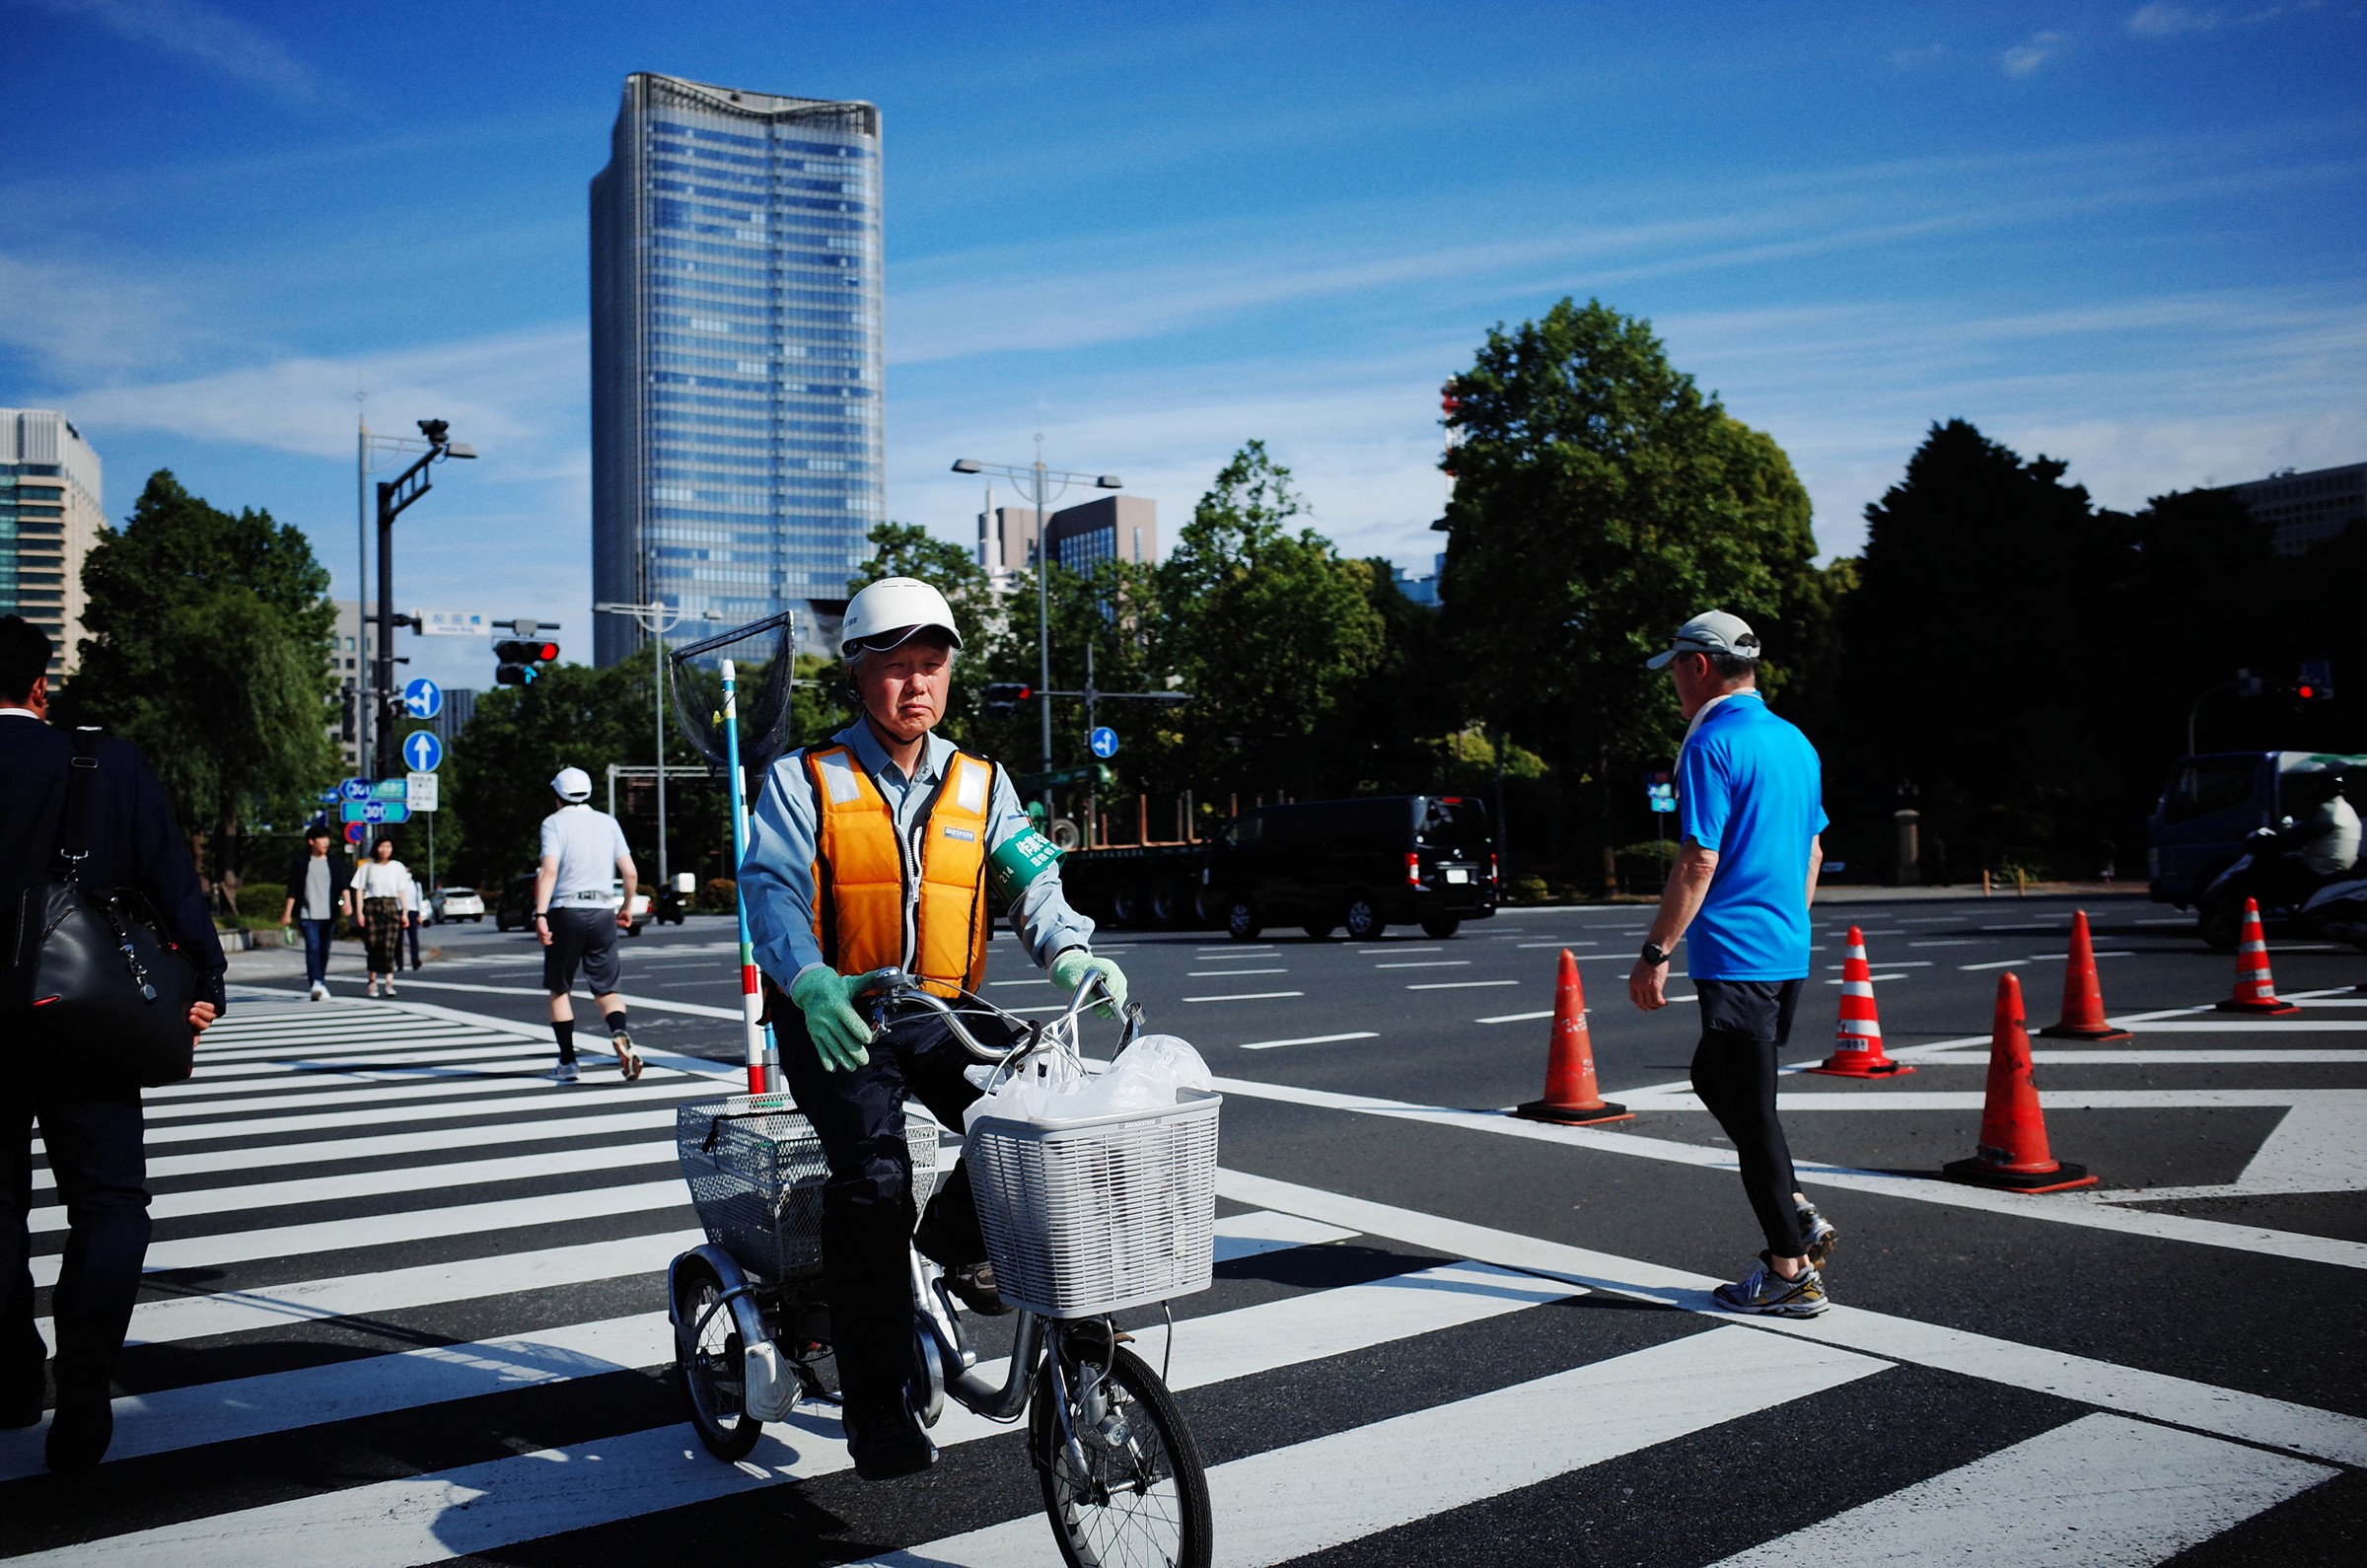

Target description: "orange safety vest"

left=805, top=743, right=996, bottom=998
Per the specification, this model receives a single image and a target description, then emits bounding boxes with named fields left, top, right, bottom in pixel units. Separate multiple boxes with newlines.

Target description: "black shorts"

left=543, top=906, right=622, bottom=995
left=1693, top=977, right=1805, bottom=1044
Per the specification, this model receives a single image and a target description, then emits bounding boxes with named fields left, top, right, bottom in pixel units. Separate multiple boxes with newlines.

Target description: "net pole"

left=722, top=659, right=772, bottom=1093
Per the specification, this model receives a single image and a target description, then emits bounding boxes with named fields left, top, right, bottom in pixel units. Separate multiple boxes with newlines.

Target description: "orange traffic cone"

left=1943, top=972, right=2097, bottom=1192
left=2216, top=897, right=2300, bottom=1016
left=1514, top=950, right=1632, bottom=1125
left=2039, top=909, right=2133, bottom=1041
left=1808, top=925, right=1913, bottom=1077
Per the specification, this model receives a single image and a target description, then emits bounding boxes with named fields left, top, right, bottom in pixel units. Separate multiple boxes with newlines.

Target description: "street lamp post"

left=593, top=598, right=687, bottom=889
left=364, top=421, right=475, bottom=832
left=951, top=452, right=1121, bottom=813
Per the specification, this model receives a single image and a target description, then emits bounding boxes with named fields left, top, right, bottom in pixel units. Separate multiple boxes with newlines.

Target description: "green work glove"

left=1050, top=949, right=1129, bottom=1020
left=789, top=965, right=888, bottom=1072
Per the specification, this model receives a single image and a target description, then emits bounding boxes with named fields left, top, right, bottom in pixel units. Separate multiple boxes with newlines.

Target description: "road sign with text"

left=406, top=771, right=439, bottom=812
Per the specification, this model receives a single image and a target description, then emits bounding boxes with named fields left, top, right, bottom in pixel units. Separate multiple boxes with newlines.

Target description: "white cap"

left=1646, top=610, right=1762, bottom=670
left=551, top=766, right=593, bottom=802
left=842, top=576, right=963, bottom=654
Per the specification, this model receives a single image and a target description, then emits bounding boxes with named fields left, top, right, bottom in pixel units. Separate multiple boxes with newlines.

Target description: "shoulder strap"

left=57, top=726, right=103, bottom=880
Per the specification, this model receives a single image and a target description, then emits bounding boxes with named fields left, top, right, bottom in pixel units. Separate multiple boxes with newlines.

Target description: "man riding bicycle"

left=740, top=576, right=1127, bottom=1482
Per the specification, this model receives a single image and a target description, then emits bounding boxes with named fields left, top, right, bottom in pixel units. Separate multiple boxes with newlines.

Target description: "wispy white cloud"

left=2001, top=30, right=2070, bottom=76
left=2128, top=4, right=2222, bottom=36
left=0, top=250, right=201, bottom=377
left=20, top=0, right=336, bottom=107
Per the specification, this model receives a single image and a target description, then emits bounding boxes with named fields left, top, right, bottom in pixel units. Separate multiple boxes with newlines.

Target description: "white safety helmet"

left=841, top=576, right=963, bottom=655
left=550, top=766, right=593, bottom=803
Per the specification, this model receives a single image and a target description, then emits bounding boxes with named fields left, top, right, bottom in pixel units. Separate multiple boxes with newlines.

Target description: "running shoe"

left=1798, top=1205, right=1839, bottom=1268
left=612, top=1033, right=643, bottom=1083
left=308, top=983, right=327, bottom=1002
left=548, top=1061, right=580, bottom=1085
left=1713, top=1252, right=1829, bottom=1318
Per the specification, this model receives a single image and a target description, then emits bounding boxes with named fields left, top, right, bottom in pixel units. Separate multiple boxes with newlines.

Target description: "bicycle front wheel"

left=1032, top=1343, right=1212, bottom=1568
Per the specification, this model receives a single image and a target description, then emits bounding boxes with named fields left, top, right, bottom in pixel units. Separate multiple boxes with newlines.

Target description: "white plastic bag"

left=962, top=1048, right=1089, bottom=1131
left=962, top=1034, right=1212, bottom=1131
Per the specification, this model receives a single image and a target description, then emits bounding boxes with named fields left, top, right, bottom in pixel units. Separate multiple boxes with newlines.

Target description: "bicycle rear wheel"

left=673, top=1255, right=763, bottom=1461
left=1032, top=1343, right=1211, bottom=1568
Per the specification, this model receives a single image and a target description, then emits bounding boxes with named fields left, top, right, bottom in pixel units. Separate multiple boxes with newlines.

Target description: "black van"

left=1204, top=795, right=1497, bottom=940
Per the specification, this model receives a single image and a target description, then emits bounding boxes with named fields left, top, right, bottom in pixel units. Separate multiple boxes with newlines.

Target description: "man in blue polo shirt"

left=1626, top=610, right=1837, bottom=1317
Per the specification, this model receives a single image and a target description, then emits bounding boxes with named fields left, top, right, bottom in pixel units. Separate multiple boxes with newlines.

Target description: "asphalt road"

left=6, top=891, right=2361, bottom=1563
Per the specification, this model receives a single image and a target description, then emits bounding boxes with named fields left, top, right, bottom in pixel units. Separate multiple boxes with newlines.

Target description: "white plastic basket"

left=676, top=1094, right=942, bottom=1282
left=962, top=1089, right=1221, bottom=1319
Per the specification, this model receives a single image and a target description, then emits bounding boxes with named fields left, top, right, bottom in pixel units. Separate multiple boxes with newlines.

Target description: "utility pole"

left=367, top=420, right=476, bottom=783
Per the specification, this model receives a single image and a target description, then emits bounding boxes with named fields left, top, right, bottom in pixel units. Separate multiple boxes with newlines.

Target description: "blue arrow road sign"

left=1089, top=726, right=1119, bottom=759
left=402, top=677, right=443, bottom=720
left=402, top=730, right=444, bottom=773
left=340, top=777, right=373, bottom=803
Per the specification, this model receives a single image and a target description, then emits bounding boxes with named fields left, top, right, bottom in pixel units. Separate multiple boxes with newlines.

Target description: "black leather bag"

left=16, top=728, right=197, bottom=1086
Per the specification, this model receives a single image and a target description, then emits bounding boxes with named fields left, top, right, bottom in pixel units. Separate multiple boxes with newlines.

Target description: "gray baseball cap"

left=1646, top=610, right=1762, bottom=670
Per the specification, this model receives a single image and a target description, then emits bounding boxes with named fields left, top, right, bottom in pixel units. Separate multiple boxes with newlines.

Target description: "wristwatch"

left=1640, top=942, right=1671, bottom=966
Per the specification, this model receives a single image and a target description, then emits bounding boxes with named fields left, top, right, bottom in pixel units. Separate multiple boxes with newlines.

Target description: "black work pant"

left=1, top=1070, right=150, bottom=1395
left=778, top=1002, right=1013, bottom=1421
left=1689, top=979, right=1806, bottom=1259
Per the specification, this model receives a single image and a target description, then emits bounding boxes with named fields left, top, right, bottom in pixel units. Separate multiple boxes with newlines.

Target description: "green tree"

left=1437, top=299, right=1826, bottom=887
left=59, top=470, right=338, bottom=906
left=1157, top=442, right=1386, bottom=796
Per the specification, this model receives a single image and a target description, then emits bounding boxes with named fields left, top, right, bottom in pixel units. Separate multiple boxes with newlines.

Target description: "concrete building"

left=976, top=501, right=1048, bottom=591
left=2233, top=462, right=2365, bottom=557
left=0, top=408, right=104, bottom=678
left=590, top=73, right=884, bottom=666
left=1045, top=494, right=1157, bottom=576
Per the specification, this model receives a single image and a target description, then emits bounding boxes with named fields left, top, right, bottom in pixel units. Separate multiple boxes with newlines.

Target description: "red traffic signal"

left=494, top=638, right=561, bottom=686
left=982, top=681, right=1032, bottom=716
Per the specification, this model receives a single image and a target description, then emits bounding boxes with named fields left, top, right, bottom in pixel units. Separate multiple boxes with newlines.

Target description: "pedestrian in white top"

left=348, top=837, right=411, bottom=998
left=536, top=766, right=642, bottom=1083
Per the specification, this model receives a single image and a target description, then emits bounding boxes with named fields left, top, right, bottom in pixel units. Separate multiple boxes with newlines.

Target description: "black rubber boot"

left=44, top=1331, right=115, bottom=1473
left=819, top=1186, right=935, bottom=1481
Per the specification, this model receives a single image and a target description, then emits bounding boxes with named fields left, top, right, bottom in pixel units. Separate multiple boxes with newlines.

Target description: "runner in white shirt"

left=534, top=766, right=641, bottom=1083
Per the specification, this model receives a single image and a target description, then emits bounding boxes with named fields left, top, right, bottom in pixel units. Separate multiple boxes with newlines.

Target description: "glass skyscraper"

left=590, top=73, right=884, bottom=666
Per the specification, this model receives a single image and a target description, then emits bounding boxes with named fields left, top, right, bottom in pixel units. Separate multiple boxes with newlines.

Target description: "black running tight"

left=1689, top=1030, right=1805, bottom=1257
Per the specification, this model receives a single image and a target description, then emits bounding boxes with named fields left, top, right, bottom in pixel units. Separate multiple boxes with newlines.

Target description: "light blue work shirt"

left=1677, top=691, right=1828, bottom=981
left=741, top=721, right=1095, bottom=992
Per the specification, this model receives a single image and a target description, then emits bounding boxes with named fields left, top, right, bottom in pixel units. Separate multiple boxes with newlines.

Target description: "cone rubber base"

left=1942, top=1157, right=2098, bottom=1193
left=1514, top=1099, right=1633, bottom=1126
left=1806, top=1059, right=1915, bottom=1078
left=2038, top=1024, right=2134, bottom=1042
left=2215, top=998, right=2300, bottom=1016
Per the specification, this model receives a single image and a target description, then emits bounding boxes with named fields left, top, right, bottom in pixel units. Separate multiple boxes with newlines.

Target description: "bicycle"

left=668, top=970, right=1218, bottom=1568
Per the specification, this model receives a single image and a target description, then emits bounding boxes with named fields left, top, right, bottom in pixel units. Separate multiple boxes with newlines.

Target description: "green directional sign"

left=341, top=801, right=411, bottom=823
left=371, top=778, right=409, bottom=803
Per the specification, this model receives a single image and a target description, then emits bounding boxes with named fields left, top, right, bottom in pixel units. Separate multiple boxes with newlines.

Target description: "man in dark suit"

left=0, top=615, right=225, bottom=1473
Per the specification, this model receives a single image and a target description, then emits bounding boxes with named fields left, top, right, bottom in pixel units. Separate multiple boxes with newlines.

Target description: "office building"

left=590, top=72, right=884, bottom=666
left=976, top=500, right=1047, bottom=591
left=1045, top=495, right=1157, bottom=576
left=2232, top=461, right=2365, bottom=557
left=0, top=408, right=104, bottom=678
left=1395, top=552, right=1445, bottom=607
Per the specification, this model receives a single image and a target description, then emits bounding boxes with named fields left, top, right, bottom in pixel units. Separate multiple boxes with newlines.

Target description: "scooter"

left=2197, top=827, right=2367, bottom=953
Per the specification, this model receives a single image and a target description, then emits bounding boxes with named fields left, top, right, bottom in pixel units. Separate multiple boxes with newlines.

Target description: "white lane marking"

left=1375, top=961, right=1470, bottom=969
left=1712, top=1413, right=2331, bottom=1566
left=1824, top=960, right=1935, bottom=968
left=2135, top=916, right=2195, bottom=924
left=985, top=979, right=1050, bottom=987
left=1408, top=979, right=1519, bottom=990
left=865, top=1327, right=1887, bottom=1568
left=350, top=976, right=746, bottom=1020
left=35, top=1108, right=678, bottom=1192
left=141, top=1071, right=681, bottom=1124
left=29, top=1179, right=685, bottom=1289
left=24, top=1259, right=1580, bottom=1566
left=32, top=1143, right=674, bottom=1236
left=1187, top=967, right=1288, bottom=976
left=1359, top=946, right=1440, bottom=955
left=1823, top=973, right=1909, bottom=983
left=2108, top=1020, right=2367, bottom=1033
left=1908, top=939, right=1981, bottom=947
left=1981, top=924, right=2055, bottom=932
left=10, top=1214, right=1348, bottom=1475
left=198, top=1029, right=506, bottom=1062
left=2235, top=1104, right=2367, bottom=1194
left=1216, top=1167, right=2367, bottom=1467
left=1477, top=1010, right=1556, bottom=1025
left=147, top=1044, right=559, bottom=1092
left=1207, top=1077, right=2367, bottom=1274
left=1620, top=1089, right=2367, bottom=1111
left=2021, top=1049, right=2367, bottom=1064
left=137, top=1079, right=717, bottom=1148
left=1184, top=990, right=1305, bottom=1002
left=1963, top=959, right=2032, bottom=969
left=1197, top=947, right=1275, bottom=955
left=1518, top=940, right=1599, bottom=948
left=1237, top=1033, right=1381, bottom=1051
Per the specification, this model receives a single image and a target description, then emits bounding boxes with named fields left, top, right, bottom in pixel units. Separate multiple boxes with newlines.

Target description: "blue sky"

left=4, top=0, right=2362, bottom=691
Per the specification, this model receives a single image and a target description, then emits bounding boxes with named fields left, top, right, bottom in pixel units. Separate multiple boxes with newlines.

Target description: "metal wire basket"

left=677, top=1094, right=943, bottom=1282
left=963, top=1089, right=1221, bottom=1319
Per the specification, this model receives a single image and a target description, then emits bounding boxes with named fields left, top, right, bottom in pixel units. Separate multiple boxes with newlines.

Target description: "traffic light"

left=982, top=681, right=1031, bottom=716
left=2299, top=659, right=2333, bottom=702
left=494, top=638, right=560, bottom=686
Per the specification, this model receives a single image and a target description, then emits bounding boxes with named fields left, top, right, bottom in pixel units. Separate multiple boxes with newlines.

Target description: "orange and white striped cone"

left=1807, top=925, right=1912, bottom=1077
left=2216, top=896, right=2300, bottom=1016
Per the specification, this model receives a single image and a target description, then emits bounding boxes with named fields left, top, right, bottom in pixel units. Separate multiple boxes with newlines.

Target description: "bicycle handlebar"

left=859, top=967, right=1144, bottom=1065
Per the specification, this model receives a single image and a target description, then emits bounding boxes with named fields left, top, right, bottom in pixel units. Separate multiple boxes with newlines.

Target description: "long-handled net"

left=668, top=610, right=801, bottom=796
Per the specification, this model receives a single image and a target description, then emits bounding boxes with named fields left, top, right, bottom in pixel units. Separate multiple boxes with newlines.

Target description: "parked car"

left=2147, top=751, right=2367, bottom=913
left=430, top=886, right=485, bottom=923
left=494, top=873, right=649, bottom=937
left=1205, top=795, right=1498, bottom=941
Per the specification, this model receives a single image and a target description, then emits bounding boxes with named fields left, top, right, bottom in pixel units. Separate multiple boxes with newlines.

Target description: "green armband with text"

left=988, top=828, right=1062, bottom=902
